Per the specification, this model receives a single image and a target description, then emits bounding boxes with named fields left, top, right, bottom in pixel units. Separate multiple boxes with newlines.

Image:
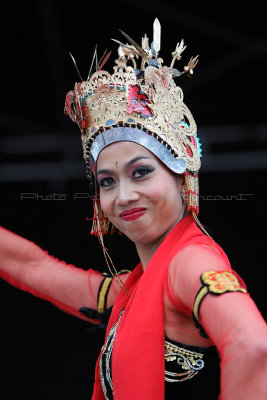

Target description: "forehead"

left=97, top=141, right=156, bottom=168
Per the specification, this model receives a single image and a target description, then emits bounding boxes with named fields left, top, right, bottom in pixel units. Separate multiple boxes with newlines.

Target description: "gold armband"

left=97, top=275, right=113, bottom=314
left=97, top=269, right=130, bottom=315
left=193, top=270, right=247, bottom=336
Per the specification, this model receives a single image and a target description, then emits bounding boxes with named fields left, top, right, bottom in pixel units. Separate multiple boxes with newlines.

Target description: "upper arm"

left=169, top=243, right=231, bottom=312
left=106, top=271, right=131, bottom=309
left=169, top=243, right=267, bottom=348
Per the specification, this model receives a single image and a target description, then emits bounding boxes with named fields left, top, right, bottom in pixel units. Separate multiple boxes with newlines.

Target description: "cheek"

left=145, top=176, right=180, bottom=206
left=100, top=192, right=124, bottom=232
left=99, top=191, right=114, bottom=217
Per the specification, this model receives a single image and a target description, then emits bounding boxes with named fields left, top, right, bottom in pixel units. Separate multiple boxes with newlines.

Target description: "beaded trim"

left=99, top=309, right=124, bottom=400
left=165, top=340, right=205, bottom=382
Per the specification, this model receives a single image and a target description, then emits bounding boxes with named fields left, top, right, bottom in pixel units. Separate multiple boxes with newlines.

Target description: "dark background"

left=1, top=1, right=266, bottom=399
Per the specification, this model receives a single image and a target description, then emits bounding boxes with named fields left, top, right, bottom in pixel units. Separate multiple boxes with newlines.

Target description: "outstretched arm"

left=169, top=244, right=267, bottom=400
left=0, top=227, right=130, bottom=323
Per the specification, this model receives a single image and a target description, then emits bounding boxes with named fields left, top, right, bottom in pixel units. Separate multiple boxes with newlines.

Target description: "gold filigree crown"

left=65, top=21, right=201, bottom=172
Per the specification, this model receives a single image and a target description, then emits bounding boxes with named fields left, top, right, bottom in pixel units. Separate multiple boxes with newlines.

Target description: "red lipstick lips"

left=119, top=208, right=146, bottom=221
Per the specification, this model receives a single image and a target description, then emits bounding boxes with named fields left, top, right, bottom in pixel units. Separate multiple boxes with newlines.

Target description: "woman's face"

left=96, top=141, right=185, bottom=245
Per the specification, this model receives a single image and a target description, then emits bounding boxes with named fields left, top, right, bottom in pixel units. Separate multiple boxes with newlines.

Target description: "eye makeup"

left=131, top=165, right=155, bottom=180
left=97, top=156, right=156, bottom=188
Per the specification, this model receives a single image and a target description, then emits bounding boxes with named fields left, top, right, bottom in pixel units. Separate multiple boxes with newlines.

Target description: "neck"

left=135, top=206, right=187, bottom=270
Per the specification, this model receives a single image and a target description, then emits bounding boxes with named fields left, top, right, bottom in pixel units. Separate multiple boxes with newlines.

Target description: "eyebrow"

left=97, top=156, right=152, bottom=176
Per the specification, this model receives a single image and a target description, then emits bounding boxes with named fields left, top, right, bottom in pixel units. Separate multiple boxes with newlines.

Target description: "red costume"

left=1, top=216, right=267, bottom=399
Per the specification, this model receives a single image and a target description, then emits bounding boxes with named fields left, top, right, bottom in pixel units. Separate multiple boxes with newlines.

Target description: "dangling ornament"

left=184, top=171, right=199, bottom=215
left=90, top=198, right=116, bottom=237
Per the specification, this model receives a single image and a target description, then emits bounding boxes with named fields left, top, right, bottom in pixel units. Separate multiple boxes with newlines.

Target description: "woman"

left=1, top=21, right=267, bottom=399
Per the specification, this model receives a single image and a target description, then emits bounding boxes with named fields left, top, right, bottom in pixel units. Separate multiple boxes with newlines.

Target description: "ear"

left=173, top=173, right=184, bottom=194
left=176, top=173, right=185, bottom=187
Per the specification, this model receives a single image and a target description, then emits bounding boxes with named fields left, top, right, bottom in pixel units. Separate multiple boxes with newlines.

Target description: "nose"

left=116, top=180, right=140, bottom=206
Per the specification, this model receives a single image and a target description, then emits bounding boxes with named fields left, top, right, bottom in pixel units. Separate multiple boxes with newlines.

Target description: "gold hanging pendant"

left=184, top=171, right=212, bottom=238
left=91, top=198, right=114, bottom=236
left=184, top=171, right=199, bottom=215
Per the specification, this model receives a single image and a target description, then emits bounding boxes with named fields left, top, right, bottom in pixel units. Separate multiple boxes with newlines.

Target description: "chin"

left=111, top=217, right=168, bottom=244
left=127, top=227, right=164, bottom=246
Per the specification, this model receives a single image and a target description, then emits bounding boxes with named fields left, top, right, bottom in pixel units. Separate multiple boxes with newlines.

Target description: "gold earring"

left=184, top=171, right=199, bottom=215
left=90, top=198, right=111, bottom=237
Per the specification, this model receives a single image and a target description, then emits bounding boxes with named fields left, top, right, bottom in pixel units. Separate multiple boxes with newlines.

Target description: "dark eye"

left=132, top=166, right=154, bottom=180
left=98, top=177, right=115, bottom=187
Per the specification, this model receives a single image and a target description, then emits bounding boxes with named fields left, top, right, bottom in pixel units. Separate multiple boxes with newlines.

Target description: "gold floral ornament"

left=201, top=270, right=247, bottom=294
left=193, top=270, right=247, bottom=329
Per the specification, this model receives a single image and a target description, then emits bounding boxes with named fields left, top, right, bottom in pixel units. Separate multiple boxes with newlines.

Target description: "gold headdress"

left=65, top=19, right=202, bottom=237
